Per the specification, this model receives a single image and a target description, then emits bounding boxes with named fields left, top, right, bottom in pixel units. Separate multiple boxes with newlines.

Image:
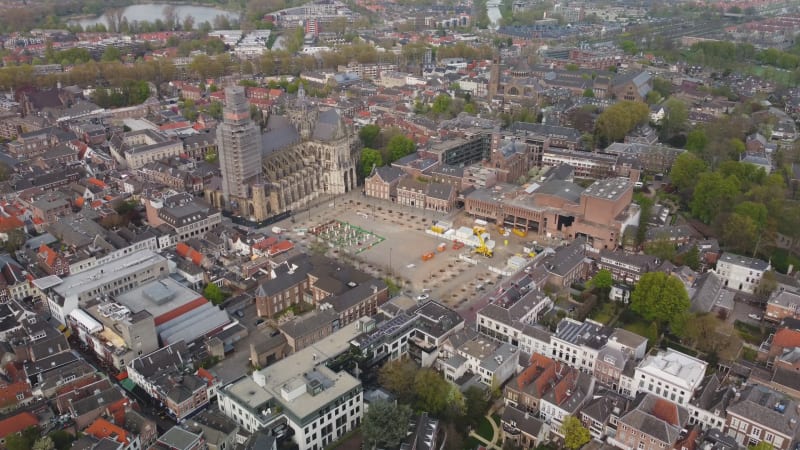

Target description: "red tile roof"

left=774, top=328, right=800, bottom=349
left=0, top=216, right=24, bottom=233
left=85, top=418, right=130, bottom=445
left=38, top=244, right=58, bottom=266
left=87, top=177, right=106, bottom=189
left=0, top=412, right=38, bottom=439
left=652, top=398, right=680, bottom=426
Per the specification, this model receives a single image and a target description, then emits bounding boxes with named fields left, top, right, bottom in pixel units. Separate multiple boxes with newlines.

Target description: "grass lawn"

left=590, top=302, right=618, bottom=325
left=734, top=320, right=766, bottom=345
left=622, top=320, right=650, bottom=338
left=742, top=346, right=758, bottom=362
left=465, top=436, right=483, bottom=450
left=475, top=416, right=495, bottom=442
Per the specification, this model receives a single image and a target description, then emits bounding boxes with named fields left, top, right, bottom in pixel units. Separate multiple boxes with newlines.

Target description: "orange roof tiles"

left=38, top=244, right=58, bottom=266
left=773, top=328, right=800, bottom=349
left=652, top=398, right=680, bottom=426
left=269, top=240, right=294, bottom=255
left=0, top=216, right=24, bottom=233
left=87, top=178, right=106, bottom=189
left=85, top=418, right=130, bottom=445
left=176, top=242, right=190, bottom=258
left=160, top=121, right=191, bottom=131
left=0, top=412, right=38, bottom=439
left=196, top=367, right=215, bottom=384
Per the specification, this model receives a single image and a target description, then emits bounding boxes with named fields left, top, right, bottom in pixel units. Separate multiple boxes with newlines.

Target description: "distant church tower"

left=288, top=82, right=318, bottom=140
left=217, top=86, right=262, bottom=206
left=488, top=56, right=501, bottom=99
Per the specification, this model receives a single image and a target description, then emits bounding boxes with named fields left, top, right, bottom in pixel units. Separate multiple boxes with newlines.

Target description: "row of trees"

left=358, top=125, right=416, bottom=177
left=367, top=359, right=491, bottom=450
left=670, top=152, right=787, bottom=256
left=594, top=100, right=650, bottom=147
left=92, top=80, right=151, bottom=108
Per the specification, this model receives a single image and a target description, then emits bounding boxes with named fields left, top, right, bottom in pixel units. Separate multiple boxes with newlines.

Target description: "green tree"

left=6, top=427, right=40, bottom=450
left=378, top=358, right=418, bottom=403
left=722, top=213, right=758, bottom=254
left=362, top=400, right=413, bottom=450
left=734, top=201, right=768, bottom=230
left=582, top=88, right=595, bottom=98
left=203, top=283, right=227, bottom=305
left=414, top=369, right=451, bottom=416
left=645, top=236, right=677, bottom=261
left=3, top=228, right=26, bottom=253
left=47, top=431, right=75, bottom=450
left=652, top=77, right=673, bottom=98
left=461, top=386, right=489, bottom=429
left=755, top=270, right=778, bottom=301
left=101, top=46, right=122, bottom=62
left=387, top=135, right=415, bottom=162
left=684, top=245, right=701, bottom=270
left=646, top=90, right=662, bottom=105
left=588, top=269, right=613, bottom=290
left=645, top=321, right=660, bottom=346
left=431, top=94, right=452, bottom=115
left=561, top=416, right=591, bottom=450
left=631, top=272, right=690, bottom=328
left=359, top=124, right=381, bottom=148
left=660, top=97, right=688, bottom=139
left=685, top=129, right=708, bottom=153
left=32, top=437, right=54, bottom=450
left=690, top=172, right=740, bottom=224
left=359, top=148, right=383, bottom=178
left=619, top=40, right=638, bottom=55
left=595, top=100, right=649, bottom=145
left=670, top=152, right=708, bottom=196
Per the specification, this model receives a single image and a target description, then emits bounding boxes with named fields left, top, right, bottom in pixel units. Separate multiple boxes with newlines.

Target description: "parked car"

left=416, top=294, right=430, bottom=301
left=748, top=313, right=762, bottom=321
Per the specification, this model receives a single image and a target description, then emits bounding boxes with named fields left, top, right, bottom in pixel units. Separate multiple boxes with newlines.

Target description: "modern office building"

left=217, top=323, right=363, bottom=450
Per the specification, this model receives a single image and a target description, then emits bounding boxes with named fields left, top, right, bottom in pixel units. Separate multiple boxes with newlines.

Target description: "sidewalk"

left=469, top=404, right=503, bottom=450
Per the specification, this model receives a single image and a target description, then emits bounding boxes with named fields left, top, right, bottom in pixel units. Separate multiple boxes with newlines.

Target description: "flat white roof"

left=116, top=277, right=201, bottom=319
left=250, top=321, right=363, bottom=422
left=33, top=274, right=63, bottom=290
left=52, top=250, right=166, bottom=300
left=637, top=348, right=707, bottom=391
left=68, top=308, right=103, bottom=334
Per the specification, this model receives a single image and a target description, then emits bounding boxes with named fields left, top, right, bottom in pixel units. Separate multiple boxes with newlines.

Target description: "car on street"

left=416, top=294, right=430, bottom=301
left=748, top=313, right=762, bottom=321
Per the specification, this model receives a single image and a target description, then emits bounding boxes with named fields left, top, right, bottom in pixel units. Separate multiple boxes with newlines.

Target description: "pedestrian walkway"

left=469, top=405, right=503, bottom=450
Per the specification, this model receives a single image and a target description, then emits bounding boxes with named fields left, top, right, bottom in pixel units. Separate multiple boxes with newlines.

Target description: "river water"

left=486, top=0, right=502, bottom=29
left=72, top=4, right=239, bottom=29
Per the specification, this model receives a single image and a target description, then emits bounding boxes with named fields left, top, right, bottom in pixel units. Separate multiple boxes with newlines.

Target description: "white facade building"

left=550, top=318, right=611, bottom=373
left=634, top=349, right=708, bottom=406
left=218, top=323, right=363, bottom=450
left=715, top=252, right=770, bottom=294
